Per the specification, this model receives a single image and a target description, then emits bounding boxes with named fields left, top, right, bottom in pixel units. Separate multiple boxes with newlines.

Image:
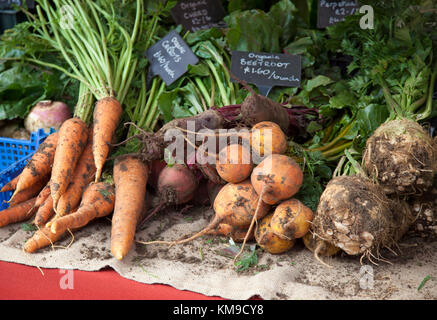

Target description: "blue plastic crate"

left=0, top=128, right=55, bottom=211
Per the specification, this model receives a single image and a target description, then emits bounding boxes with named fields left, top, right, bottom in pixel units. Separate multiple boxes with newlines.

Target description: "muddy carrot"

left=111, top=154, right=149, bottom=261
left=48, top=182, right=115, bottom=234
left=10, top=132, right=59, bottom=201
left=0, top=198, right=37, bottom=227
left=56, top=127, right=96, bottom=217
left=92, top=97, right=123, bottom=182
left=50, top=118, right=89, bottom=209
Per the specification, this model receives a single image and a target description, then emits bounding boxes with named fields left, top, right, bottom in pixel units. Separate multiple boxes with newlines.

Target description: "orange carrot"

left=34, top=196, right=54, bottom=227
left=50, top=118, right=89, bottom=209
left=0, top=197, right=36, bottom=227
left=0, top=175, right=20, bottom=192
left=48, top=182, right=115, bottom=234
left=111, top=154, right=149, bottom=261
left=8, top=177, right=48, bottom=208
left=35, top=182, right=51, bottom=208
left=23, top=224, right=66, bottom=253
left=10, top=132, right=58, bottom=200
left=56, top=128, right=96, bottom=217
left=92, top=97, right=122, bottom=182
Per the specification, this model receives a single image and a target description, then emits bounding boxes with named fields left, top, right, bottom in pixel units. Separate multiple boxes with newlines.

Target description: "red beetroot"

left=139, top=164, right=199, bottom=228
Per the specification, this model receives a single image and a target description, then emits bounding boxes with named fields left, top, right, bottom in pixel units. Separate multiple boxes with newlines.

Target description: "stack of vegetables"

left=0, top=0, right=436, bottom=269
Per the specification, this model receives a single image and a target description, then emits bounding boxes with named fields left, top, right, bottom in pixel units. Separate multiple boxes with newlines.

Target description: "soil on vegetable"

left=363, top=120, right=435, bottom=196
left=0, top=194, right=436, bottom=300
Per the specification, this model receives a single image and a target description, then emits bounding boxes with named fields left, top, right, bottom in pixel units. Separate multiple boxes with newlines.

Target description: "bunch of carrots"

left=0, top=105, right=146, bottom=259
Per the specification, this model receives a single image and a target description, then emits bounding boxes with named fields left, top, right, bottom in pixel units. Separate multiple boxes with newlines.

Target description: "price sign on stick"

left=230, top=51, right=301, bottom=97
left=146, top=30, right=199, bottom=86
left=317, top=0, right=359, bottom=28
left=171, top=0, right=227, bottom=32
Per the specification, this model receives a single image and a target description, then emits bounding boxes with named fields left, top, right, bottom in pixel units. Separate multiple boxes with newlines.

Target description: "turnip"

left=312, top=175, right=414, bottom=263
left=363, top=119, right=436, bottom=196
left=24, top=100, right=72, bottom=133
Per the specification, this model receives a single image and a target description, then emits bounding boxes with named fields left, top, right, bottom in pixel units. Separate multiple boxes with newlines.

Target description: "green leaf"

left=157, top=90, right=179, bottom=123
left=417, top=275, right=433, bottom=291
left=305, top=75, right=334, bottom=92
left=21, top=223, right=38, bottom=232
left=356, top=104, right=390, bottom=138
left=268, top=0, right=298, bottom=46
left=234, top=245, right=258, bottom=272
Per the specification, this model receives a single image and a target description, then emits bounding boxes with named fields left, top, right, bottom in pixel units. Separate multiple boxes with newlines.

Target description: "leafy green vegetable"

left=224, top=0, right=300, bottom=53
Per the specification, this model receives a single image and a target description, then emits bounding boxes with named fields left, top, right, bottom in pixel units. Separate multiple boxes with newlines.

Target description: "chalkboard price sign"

left=230, top=51, right=301, bottom=96
left=317, top=0, right=359, bottom=28
left=171, top=0, right=226, bottom=32
left=146, top=30, right=199, bottom=86
left=0, top=0, right=34, bottom=9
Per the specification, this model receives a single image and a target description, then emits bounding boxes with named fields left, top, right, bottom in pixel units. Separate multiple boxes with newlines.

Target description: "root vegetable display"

left=251, top=154, right=303, bottom=205
left=255, top=214, right=296, bottom=254
left=111, top=155, right=149, bottom=260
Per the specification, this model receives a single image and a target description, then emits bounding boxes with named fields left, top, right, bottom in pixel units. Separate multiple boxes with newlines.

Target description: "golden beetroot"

left=255, top=214, right=296, bottom=254
left=251, top=154, right=303, bottom=205
left=216, top=143, right=253, bottom=183
left=271, top=199, right=314, bottom=240
left=140, top=180, right=270, bottom=246
left=251, top=121, right=288, bottom=158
